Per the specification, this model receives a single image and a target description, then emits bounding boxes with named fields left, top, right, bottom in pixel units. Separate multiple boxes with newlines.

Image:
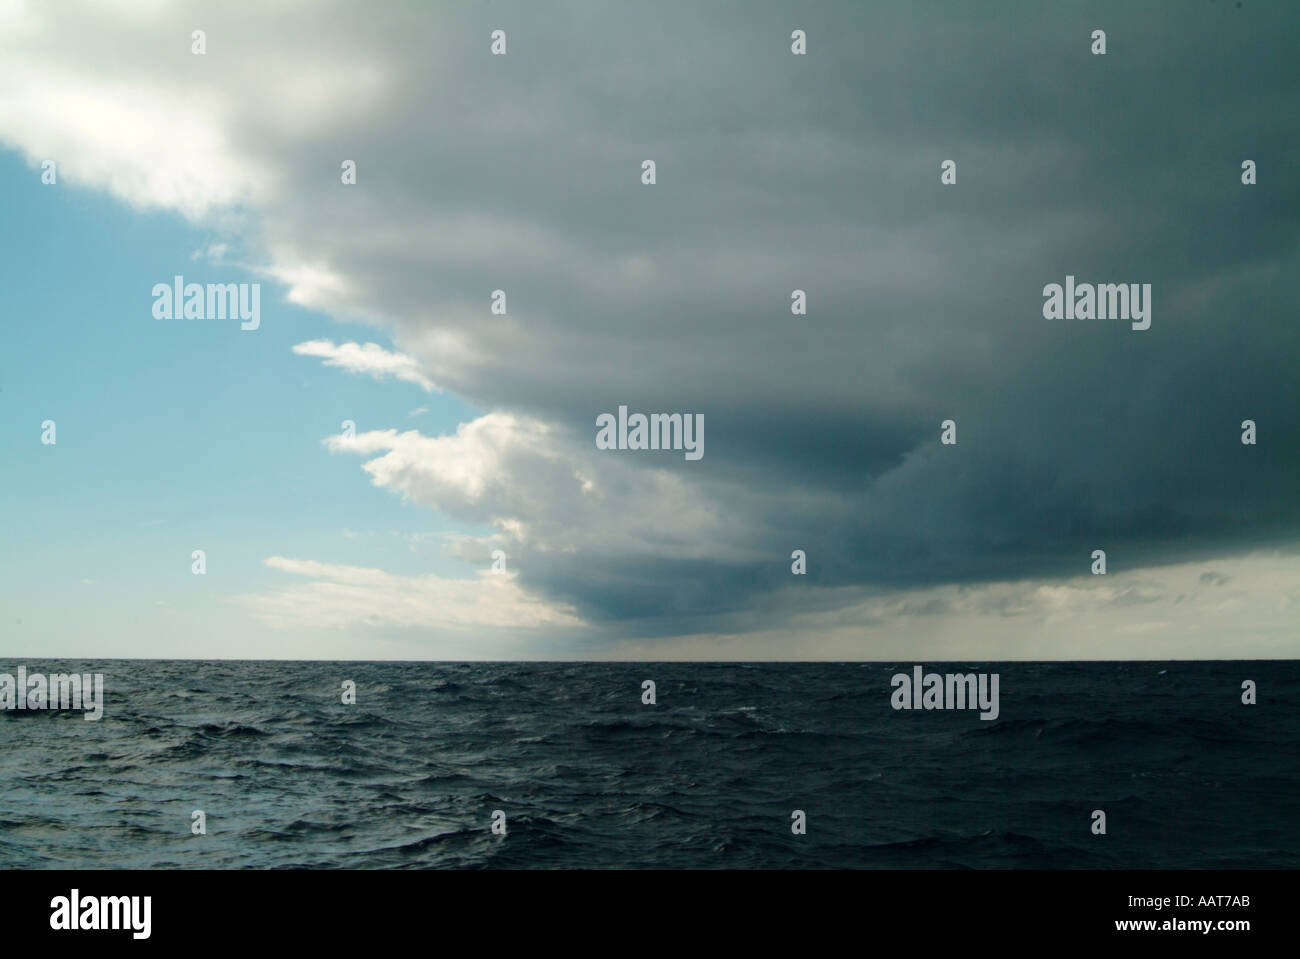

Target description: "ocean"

left=1, top=660, right=1296, bottom=869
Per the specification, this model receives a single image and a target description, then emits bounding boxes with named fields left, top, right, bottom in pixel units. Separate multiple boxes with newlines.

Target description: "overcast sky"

left=1, top=0, right=1296, bottom=660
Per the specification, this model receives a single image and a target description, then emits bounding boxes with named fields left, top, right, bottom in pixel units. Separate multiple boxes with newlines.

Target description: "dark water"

left=1, top=660, right=1296, bottom=869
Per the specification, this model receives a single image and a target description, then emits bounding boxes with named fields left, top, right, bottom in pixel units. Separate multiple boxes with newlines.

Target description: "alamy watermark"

left=890, top=665, right=999, bottom=721
left=596, top=405, right=704, bottom=460
left=1042, top=275, right=1151, bottom=331
left=152, top=275, right=260, bottom=331
left=50, top=890, right=150, bottom=939
left=0, top=667, right=104, bottom=719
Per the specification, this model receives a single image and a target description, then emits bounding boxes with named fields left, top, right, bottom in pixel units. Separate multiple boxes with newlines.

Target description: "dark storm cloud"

left=375, top=0, right=1298, bottom=625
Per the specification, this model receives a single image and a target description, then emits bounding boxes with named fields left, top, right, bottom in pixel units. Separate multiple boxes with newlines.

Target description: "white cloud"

left=242, top=556, right=583, bottom=630
left=293, top=339, right=437, bottom=391
left=324, top=413, right=759, bottom=563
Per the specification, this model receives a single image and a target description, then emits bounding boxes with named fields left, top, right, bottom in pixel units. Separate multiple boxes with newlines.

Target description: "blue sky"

left=0, top=150, right=502, bottom=658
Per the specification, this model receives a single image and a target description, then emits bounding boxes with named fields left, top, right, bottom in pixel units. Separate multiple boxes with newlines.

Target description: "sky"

left=0, top=0, right=1296, bottom=660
